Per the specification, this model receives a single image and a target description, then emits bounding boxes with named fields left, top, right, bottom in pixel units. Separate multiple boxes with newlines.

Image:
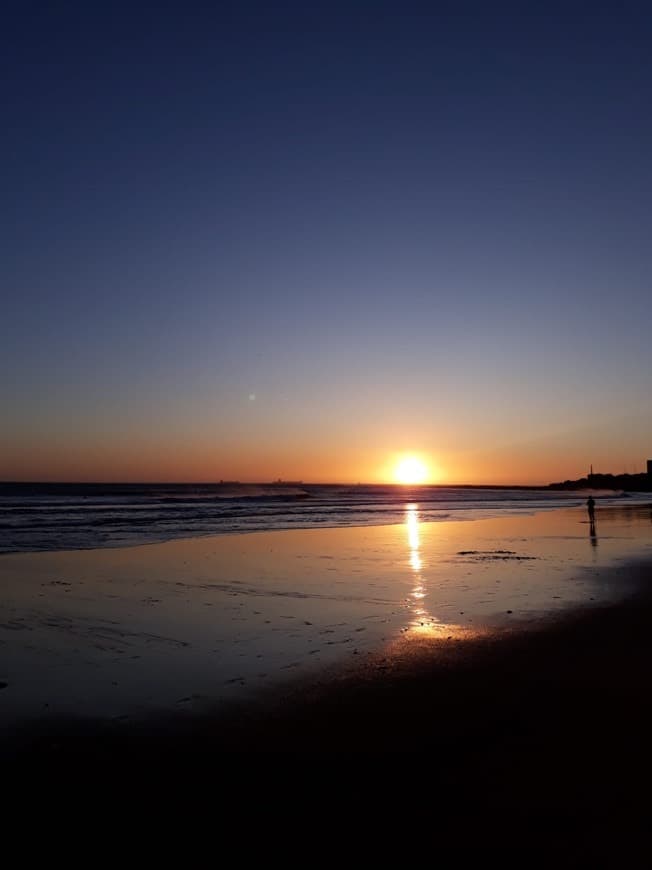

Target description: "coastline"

left=4, top=507, right=652, bottom=853
left=1, top=502, right=651, bottom=742
left=1, top=480, right=627, bottom=555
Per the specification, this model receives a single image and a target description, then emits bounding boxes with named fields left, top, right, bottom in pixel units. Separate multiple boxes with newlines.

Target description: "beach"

left=2, top=502, right=651, bottom=738
left=3, top=502, right=652, bottom=856
left=7, top=4, right=652, bottom=856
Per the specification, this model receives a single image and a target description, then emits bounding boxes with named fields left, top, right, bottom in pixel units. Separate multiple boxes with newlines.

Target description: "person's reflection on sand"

left=589, top=519, right=598, bottom=547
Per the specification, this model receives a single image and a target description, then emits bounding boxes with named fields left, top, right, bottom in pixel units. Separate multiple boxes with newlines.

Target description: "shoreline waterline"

left=3, top=481, right=644, bottom=555
left=1, top=502, right=651, bottom=735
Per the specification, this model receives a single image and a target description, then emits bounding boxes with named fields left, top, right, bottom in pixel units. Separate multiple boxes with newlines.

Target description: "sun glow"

left=395, top=456, right=429, bottom=485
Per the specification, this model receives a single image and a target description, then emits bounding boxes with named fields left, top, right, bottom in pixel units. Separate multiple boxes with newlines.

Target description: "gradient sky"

left=2, top=2, right=651, bottom=484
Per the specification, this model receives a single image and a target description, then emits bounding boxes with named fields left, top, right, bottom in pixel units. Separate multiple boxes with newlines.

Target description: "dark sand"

left=3, top=509, right=652, bottom=858
left=6, top=562, right=652, bottom=853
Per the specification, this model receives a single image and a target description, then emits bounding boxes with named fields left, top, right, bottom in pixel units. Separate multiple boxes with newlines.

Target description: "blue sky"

left=2, top=2, right=651, bottom=482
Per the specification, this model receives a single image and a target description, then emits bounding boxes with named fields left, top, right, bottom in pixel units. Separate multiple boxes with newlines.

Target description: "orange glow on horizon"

left=2, top=431, right=644, bottom=487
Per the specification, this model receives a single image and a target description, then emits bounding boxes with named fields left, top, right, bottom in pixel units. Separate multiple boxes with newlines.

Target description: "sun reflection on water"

left=405, top=504, right=446, bottom=637
left=406, top=504, right=423, bottom=572
left=390, top=506, right=482, bottom=648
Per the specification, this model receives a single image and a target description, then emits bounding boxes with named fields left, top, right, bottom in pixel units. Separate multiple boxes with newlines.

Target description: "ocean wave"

left=0, top=482, right=643, bottom=555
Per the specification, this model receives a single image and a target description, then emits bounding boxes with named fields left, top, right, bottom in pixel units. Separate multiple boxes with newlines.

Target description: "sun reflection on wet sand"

left=405, top=504, right=464, bottom=639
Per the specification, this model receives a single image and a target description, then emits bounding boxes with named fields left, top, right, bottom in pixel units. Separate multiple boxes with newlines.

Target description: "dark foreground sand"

left=5, top=562, right=652, bottom=856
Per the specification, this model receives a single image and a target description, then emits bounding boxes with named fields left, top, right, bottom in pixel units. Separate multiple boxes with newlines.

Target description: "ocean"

left=1, top=481, right=641, bottom=555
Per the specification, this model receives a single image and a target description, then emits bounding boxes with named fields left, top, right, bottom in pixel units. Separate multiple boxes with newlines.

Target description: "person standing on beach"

left=587, top=495, right=596, bottom=522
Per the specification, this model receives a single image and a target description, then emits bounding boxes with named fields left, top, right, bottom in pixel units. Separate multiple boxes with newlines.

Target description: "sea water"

left=1, top=481, right=643, bottom=554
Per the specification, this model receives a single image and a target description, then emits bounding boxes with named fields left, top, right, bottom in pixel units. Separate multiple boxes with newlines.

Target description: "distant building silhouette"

left=550, top=458, right=652, bottom=491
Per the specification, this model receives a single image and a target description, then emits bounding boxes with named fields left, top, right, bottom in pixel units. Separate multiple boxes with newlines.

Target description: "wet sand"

left=1, top=503, right=651, bottom=732
left=0, top=506, right=650, bottom=716
left=5, top=559, right=652, bottom=858
left=3, top=505, right=652, bottom=855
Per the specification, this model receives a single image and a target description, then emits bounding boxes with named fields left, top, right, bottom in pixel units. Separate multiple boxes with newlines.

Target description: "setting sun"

left=395, top=456, right=429, bottom=485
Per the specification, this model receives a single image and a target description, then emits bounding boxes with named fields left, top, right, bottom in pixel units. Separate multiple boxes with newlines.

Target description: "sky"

left=2, top=1, right=651, bottom=484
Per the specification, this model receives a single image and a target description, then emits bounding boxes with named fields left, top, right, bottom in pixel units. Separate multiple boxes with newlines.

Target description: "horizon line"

left=0, top=479, right=564, bottom=489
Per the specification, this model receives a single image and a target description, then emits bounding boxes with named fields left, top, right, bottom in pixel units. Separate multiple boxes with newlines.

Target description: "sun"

left=395, top=456, right=429, bottom=485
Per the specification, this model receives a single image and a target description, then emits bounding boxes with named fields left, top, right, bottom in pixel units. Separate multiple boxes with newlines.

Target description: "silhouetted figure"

left=587, top=495, right=596, bottom=523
